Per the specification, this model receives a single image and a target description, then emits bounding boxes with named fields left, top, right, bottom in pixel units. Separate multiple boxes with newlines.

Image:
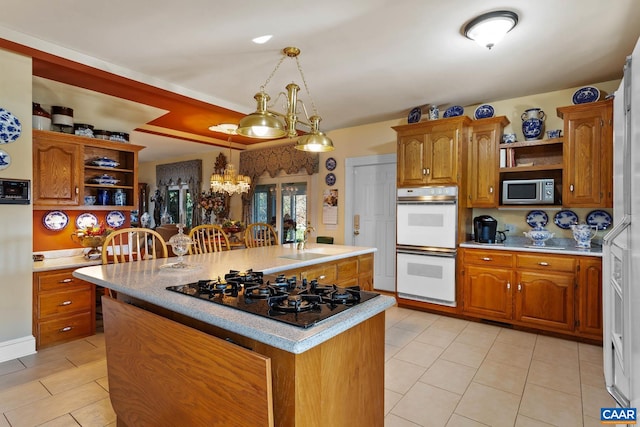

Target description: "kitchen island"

left=74, top=244, right=395, bottom=427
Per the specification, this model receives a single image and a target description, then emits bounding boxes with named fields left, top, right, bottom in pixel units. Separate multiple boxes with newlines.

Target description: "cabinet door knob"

left=422, top=168, right=427, bottom=175
left=570, top=184, right=574, bottom=192
left=425, top=168, right=430, bottom=176
left=518, top=283, right=522, bottom=291
left=507, top=281, right=511, bottom=290
left=489, top=186, right=494, bottom=194
left=60, top=326, right=73, bottom=332
left=75, top=187, right=79, bottom=194
left=481, top=257, right=492, bottom=261
left=538, top=262, right=549, bottom=266
left=59, top=300, right=72, bottom=306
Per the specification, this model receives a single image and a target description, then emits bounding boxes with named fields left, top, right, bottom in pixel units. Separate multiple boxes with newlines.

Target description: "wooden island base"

left=102, top=296, right=385, bottom=427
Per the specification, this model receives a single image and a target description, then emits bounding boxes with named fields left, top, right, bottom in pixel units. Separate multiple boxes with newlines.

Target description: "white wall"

left=0, top=48, right=35, bottom=361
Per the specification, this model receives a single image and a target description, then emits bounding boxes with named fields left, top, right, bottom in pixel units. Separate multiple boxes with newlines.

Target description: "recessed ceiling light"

left=208, top=123, right=238, bottom=134
left=252, top=35, right=273, bottom=44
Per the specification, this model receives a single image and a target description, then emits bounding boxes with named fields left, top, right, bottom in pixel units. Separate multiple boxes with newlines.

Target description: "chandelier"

left=210, top=137, right=251, bottom=195
left=236, top=46, right=334, bottom=152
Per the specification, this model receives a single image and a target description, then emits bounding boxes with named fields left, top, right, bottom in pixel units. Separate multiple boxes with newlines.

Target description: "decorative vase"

left=32, top=103, right=52, bottom=131
left=428, top=105, right=439, bottom=120
left=571, top=223, right=598, bottom=248
left=521, top=108, right=546, bottom=141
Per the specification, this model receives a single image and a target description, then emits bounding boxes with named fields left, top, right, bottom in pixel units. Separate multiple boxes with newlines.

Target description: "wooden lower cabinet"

left=280, top=253, right=374, bottom=290
left=33, top=268, right=96, bottom=349
left=460, top=248, right=602, bottom=341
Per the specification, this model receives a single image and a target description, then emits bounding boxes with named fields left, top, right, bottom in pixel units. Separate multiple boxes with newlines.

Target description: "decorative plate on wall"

left=443, top=105, right=464, bottom=118
left=407, top=106, right=422, bottom=123
left=325, top=173, right=336, bottom=186
left=525, top=210, right=549, bottom=228
left=0, top=108, right=22, bottom=144
left=76, top=212, right=99, bottom=229
left=553, top=210, right=579, bottom=229
left=325, top=157, right=337, bottom=171
left=43, top=210, right=69, bottom=231
left=474, top=104, right=495, bottom=119
left=586, top=210, right=612, bottom=230
left=106, top=210, right=126, bottom=228
left=0, top=149, right=10, bottom=171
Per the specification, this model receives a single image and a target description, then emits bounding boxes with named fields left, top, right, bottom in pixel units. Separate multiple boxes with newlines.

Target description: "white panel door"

left=350, top=159, right=396, bottom=291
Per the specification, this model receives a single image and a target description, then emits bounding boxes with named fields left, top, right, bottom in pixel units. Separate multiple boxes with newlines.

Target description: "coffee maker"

left=473, top=215, right=498, bottom=243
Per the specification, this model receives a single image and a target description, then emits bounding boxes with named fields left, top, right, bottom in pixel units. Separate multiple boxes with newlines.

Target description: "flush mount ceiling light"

left=463, top=10, right=518, bottom=50
left=236, top=46, right=334, bottom=152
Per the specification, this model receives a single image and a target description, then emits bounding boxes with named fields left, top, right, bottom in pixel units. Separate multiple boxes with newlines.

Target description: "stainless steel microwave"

left=502, top=178, right=554, bottom=204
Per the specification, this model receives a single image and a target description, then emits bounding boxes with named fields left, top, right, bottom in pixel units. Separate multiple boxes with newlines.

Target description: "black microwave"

left=0, top=179, right=30, bottom=204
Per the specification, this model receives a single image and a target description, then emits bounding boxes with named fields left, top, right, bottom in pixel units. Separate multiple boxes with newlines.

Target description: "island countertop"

left=73, top=243, right=395, bottom=354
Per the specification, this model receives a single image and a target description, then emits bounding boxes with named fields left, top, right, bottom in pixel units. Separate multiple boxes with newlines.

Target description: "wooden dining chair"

left=101, top=227, right=168, bottom=264
left=188, top=224, right=230, bottom=254
left=244, top=222, right=279, bottom=248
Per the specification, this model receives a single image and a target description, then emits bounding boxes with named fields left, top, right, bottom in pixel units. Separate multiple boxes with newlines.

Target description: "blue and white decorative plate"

left=92, top=157, right=120, bottom=168
left=572, top=86, right=600, bottom=104
left=76, top=212, right=99, bottom=230
left=553, top=210, right=579, bottom=229
left=106, top=210, right=126, bottom=228
left=474, top=104, right=495, bottom=120
left=0, top=149, right=10, bottom=171
left=43, top=210, right=69, bottom=231
left=325, top=157, right=337, bottom=171
left=91, top=174, right=119, bottom=185
left=586, top=210, right=612, bottom=230
left=443, top=105, right=464, bottom=118
left=0, top=108, right=22, bottom=144
left=526, top=210, right=549, bottom=228
left=408, top=106, right=422, bottom=123
left=325, top=173, right=336, bottom=186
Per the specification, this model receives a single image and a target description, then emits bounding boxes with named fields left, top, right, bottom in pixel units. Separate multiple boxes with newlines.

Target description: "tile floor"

left=0, top=306, right=614, bottom=426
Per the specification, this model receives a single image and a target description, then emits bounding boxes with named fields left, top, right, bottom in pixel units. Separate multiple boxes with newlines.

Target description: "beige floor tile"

left=431, top=316, right=469, bottom=334
left=0, top=414, right=9, bottom=427
left=519, top=383, right=583, bottom=427
left=578, top=342, right=603, bottom=365
left=462, top=321, right=501, bottom=338
left=391, top=381, right=461, bottom=427
left=485, top=340, right=533, bottom=370
left=583, top=415, right=604, bottom=427
left=495, top=328, right=537, bottom=350
left=395, top=311, right=440, bottom=333
left=4, top=382, right=109, bottom=427
left=0, top=358, right=25, bottom=377
left=18, top=340, right=98, bottom=368
left=386, top=307, right=413, bottom=329
left=66, top=346, right=107, bottom=367
left=514, top=414, right=555, bottom=426
left=414, top=326, right=459, bottom=349
left=95, top=376, right=109, bottom=392
left=446, top=413, right=490, bottom=426
left=580, top=359, right=606, bottom=388
left=40, top=359, right=108, bottom=395
left=0, top=380, right=51, bottom=413
left=0, top=358, right=75, bottom=392
left=71, top=397, right=116, bottom=426
left=439, top=341, right=489, bottom=369
left=453, top=329, right=496, bottom=351
left=581, top=383, right=616, bottom=420
left=385, top=358, right=428, bottom=394
left=394, top=341, right=445, bottom=368
left=384, top=413, right=422, bottom=427
left=386, top=326, right=420, bottom=348
left=454, top=382, right=520, bottom=427
left=532, top=336, right=579, bottom=368
left=83, top=333, right=106, bottom=349
left=473, top=359, right=528, bottom=395
left=386, top=343, right=403, bottom=361
left=385, top=388, right=404, bottom=415
left=527, top=358, right=581, bottom=396
left=419, top=359, right=476, bottom=395
left=38, top=413, right=81, bottom=426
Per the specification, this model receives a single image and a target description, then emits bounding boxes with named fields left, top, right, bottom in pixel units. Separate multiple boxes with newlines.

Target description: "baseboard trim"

left=0, top=335, right=36, bottom=363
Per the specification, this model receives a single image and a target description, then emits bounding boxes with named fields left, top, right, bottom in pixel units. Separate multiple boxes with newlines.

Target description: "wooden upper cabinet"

left=394, top=117, right=471, bottom=187
left=33, top=137, right=82, bottom=206
left=467, top=116, right=509, bottom=207
left=557, top=99, right=613, bottom=207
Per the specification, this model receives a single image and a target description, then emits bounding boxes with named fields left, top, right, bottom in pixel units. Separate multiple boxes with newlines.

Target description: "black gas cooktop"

left=166, top=270, right=380, bottom=328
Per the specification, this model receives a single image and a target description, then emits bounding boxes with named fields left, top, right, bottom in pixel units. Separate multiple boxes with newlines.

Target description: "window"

left=167, top=184, right=194, bottom=227
left=251, top=173, right=311, bottom=244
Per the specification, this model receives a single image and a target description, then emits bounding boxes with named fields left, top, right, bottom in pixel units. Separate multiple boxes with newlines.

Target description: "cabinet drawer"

left=463, top=250, right=513, bottom=267
left=38, top=288, right=93, bottom=318
left=337, top=259, right=358, bottom=280
left=301, top=264, right=337, bottom=283
left=37, top=311, right=94, bottom=348
left=516, top=254, right=576, bottom=273
left=36, top=270, right=90, bottom=292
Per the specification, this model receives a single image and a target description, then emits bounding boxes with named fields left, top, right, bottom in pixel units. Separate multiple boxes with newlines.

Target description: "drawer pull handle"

left=538, top=262, right=549, bottom=266
left=59, top=278, right=73, bottom=283
left=60, top=326, right=73, bottom=332
left=482, top=257, right=492, bottom=261
left=59, top=300, right=72, bottom=306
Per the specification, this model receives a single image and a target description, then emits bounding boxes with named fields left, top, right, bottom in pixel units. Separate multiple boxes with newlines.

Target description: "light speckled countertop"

left=33, top=248, right=102, bottom=272
left=460, top=236, right=603, bottom=257
left=73, top=244, right=395, bottom=354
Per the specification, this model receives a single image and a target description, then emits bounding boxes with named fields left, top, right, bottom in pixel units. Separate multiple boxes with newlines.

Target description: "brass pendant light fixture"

left=236, top=47, right=335, bottom=152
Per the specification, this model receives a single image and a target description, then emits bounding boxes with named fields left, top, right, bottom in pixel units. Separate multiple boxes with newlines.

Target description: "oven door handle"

left=397, top=247, right=456, bottom=257
left=396, top=199, right=457, bottom=205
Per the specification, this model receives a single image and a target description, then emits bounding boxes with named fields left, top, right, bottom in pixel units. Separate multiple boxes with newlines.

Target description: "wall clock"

left=325, top=157, right=337, bottom=171
left=325, top=173, right=336, bottom=186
